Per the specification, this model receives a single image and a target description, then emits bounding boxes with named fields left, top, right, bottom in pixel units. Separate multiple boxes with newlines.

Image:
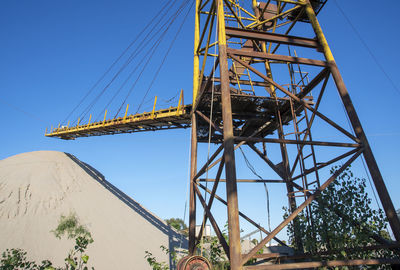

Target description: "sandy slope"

left=0, top=151, right=185, bottom=269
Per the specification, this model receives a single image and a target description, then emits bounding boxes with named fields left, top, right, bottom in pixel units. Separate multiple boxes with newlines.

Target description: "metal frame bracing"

left=189, top=0, right=400, bottom=269
left=44, top=0, right=400, bottom=269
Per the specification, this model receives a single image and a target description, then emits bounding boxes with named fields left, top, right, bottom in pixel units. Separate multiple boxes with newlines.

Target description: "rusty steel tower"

left=188, top=0, right=400, bottom=269
left=46, top=0, right=400, bottom=269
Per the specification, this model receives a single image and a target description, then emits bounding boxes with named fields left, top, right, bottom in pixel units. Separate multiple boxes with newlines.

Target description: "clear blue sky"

left=1, top=0, right=400, bottom=240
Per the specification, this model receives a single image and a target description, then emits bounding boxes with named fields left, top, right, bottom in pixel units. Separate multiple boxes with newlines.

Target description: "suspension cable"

left=112, top=0, right=191, bottom=118
left=333, top=0, right=400, bottom=96
left=132, top=0, right=193, bottom=115
left=81, top=1, right=181, bottom=122
left=106, top=0, right=191, bottom=119
left=64, top=0, right=173, bottom=125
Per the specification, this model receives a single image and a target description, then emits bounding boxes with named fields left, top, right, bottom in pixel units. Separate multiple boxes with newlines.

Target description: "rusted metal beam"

left=197, top=182, right=288, bottom=247
left=291, top=147, right=359, bottom=181
left=225, top=27, right=321, bottom=49
left=236, top=136, right=360, bottom=148
left=227, top=48, right=327, bottom=67
left=211, top=77, right=271, bottom=87
left=302, top=0, right=400, bottom=241
left=218, top=0, right=242, bottom=267
left=196, top=110, right=223, bottom=134
left=194, top=184, right=231, bottom=259
left=196, top=155, right=225, bottom=244
left=193, top=58, right=219, bottom=113
left=249, top=243, right=400, bottom=261
left=193, top=145, right=224, bottom=180
left=241, top=148, right=363, bottom=264
left=244, top=259, right=400, bottom=270
left=189, top=113, right=198, bottom=255
left=247, top=143, right=285, bottom=179
left=198, top=178, right=286, bottom=183
left=229, top=54, right=359, bottom=143
left=299, top=67, right=330, bottom=99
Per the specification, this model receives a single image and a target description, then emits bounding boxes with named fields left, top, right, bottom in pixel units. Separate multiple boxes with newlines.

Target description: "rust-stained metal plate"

left=177, top=255, right=212, bottom=270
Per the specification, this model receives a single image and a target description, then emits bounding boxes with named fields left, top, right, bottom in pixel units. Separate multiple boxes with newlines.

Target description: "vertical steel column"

left=189, top=114, right=197, bottom=255
left=217, top=0, right=242, bottom=269
left=302, top=0, right=400, bottom=241
left=189, top=0, right=201, bottom=255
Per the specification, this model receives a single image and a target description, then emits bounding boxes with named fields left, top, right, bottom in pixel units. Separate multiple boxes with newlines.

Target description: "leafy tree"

left=165, top=218, right=188, bottom=236
left=284, top=165, right=397, bottom=266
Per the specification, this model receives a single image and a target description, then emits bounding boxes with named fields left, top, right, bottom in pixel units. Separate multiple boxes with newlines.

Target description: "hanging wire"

left=63, top=0, right=174, bottom=125
left=92, top=0, right=188, bottom=121
left=159, top=90, right=181, bottom=105
left=132, top=0, right=193, bottom=115
left=92, top=0, right=189, bottom=120
left=333, top=0, right=400, bottom=96
left=0, top=98, right=47, bottom=124
left=239, top=147, right=272, bottom=234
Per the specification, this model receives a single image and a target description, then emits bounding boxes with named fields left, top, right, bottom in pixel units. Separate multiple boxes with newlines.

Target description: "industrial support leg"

left=303, top=0, right=400, bottom=241
left=189, top=113, right=198, bottom=255
left=217, top=0, right=242, bottom=268
left=189, top=0, right=201, bottom=255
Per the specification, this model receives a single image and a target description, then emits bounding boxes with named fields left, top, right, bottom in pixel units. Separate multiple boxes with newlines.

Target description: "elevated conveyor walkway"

left=45, top=104, right=192, bottom=140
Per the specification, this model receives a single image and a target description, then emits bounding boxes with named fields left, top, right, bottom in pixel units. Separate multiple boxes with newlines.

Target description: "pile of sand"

left=0, top=151, right=185, bottom=269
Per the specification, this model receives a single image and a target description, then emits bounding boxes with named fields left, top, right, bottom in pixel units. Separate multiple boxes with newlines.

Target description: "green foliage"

left=165, top=218, right=188, bottom=236
left=52, top=213, right=93, bottom=270
left=200, top=236, right=229, bottom=270
left=52, top=213, right=93, bottom=243
left=197, top=223, right=230, bottom=270
left=145, top=218, right=229, bottom=270
left=62, top=236, right=93, bottom=270
left=144, top=245, right=178, bottom=270
left=145, top=217, right=189, bottom=270
left=284, top=166, right=396, bottom=266
left=1, top=213, right=94, bottom=270
left=0, top=248, right=54, bottom=270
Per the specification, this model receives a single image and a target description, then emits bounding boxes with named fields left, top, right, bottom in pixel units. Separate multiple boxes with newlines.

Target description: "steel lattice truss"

left=188, top=0, right=400, bottom=269
left=45, top=0, right=400, bottom=269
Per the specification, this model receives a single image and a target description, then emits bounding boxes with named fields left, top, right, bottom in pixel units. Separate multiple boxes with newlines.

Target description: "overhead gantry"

left=46, top=0, right=400, bottom=269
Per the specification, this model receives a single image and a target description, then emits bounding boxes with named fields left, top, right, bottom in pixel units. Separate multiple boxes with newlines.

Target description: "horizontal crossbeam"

left=226, top=27, right=322, bottom=50
left=227, top=48, right=327, bottom=67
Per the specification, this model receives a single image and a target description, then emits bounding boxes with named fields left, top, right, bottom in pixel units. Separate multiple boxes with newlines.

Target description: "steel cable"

left=80, top=1, right=180, bottom=123
left=131, top=0, right=193, bottom=115
left=63, top=0, right=173, bottom=125
left=333, top=0, right=400, bottom=96
left=111, top=0, right=191, bottom=118
left=98, top=0, right=190, bottom=120
left=239, top=147, right=272, bottom=234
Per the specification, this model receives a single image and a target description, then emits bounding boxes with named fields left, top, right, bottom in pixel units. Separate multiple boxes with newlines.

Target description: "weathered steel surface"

left=46, top=105, right=192, bottom=140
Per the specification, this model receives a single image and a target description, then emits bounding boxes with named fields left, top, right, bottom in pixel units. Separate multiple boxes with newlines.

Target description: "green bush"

left=0, top=213, right=94, bottom=270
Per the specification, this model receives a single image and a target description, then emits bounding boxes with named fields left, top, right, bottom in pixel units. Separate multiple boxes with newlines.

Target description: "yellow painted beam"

left=124, top=104, right=129, bottom=120
left=46, top=104, right=192, bottom=140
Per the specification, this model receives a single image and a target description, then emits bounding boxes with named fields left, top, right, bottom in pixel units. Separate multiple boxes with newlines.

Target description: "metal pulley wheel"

left=176, top=255, right=212, bottom=270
